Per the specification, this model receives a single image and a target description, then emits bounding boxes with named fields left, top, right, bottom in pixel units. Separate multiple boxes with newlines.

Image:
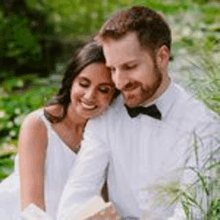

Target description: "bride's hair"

left=44, top=40, right=119, bottom=123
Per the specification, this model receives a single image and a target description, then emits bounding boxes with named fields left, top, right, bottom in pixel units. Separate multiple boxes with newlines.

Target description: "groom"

left=57, top=6, right=220, bottom=219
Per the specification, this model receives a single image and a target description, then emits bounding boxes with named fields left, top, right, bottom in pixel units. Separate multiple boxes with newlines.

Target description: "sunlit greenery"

left=0, top=74, right=61, bottom=181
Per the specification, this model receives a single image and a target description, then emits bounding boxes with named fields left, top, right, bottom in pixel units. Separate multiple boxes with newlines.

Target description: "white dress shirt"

left=57, top=82, right=220, bottom=220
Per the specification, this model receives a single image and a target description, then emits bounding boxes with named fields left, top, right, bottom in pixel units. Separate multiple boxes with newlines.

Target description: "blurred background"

left=0, top=0, right=219, bottom=182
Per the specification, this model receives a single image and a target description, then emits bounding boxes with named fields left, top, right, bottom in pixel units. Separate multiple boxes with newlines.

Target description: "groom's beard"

left=121, top=65, right=162, bottom=108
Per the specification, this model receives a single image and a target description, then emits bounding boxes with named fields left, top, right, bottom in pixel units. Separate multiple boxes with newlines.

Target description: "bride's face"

left=70, top=62, right=115, bottom=120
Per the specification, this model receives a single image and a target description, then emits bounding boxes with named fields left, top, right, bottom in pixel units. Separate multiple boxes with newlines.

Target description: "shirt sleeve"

left=56, top=119, right=110, bottom=220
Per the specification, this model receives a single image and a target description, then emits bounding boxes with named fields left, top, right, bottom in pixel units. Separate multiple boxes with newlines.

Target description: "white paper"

left=21, top=204, right=52, bottom=220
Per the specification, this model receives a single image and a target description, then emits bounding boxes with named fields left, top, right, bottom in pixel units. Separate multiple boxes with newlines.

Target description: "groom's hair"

left=95, top=6, right=171, bottom=52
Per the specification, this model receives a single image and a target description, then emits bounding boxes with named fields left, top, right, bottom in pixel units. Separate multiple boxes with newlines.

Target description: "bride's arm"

left=18, top=114, right=47, bottom=211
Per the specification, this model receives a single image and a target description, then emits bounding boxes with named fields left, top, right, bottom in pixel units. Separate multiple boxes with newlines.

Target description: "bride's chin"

left=78, top=109, right=100, bottom=119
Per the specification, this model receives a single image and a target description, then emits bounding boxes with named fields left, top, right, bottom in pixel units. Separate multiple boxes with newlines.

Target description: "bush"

left=0, top=73, right=61, bottom=181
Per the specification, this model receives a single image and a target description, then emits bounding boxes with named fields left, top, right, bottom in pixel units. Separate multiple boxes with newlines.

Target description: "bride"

left=0, top=40, right=118, bottom=219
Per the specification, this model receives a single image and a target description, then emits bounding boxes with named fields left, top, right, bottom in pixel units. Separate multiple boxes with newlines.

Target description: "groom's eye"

left=125, top=64, right=137, bottom=70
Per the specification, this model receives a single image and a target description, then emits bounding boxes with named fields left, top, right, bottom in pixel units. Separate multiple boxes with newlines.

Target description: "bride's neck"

left=64, top=105, right=87, bottom=131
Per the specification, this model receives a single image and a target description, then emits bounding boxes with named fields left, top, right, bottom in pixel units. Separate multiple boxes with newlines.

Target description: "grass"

left=184, top=45, right=220, bottom=114
left=144, top=39, right=220, bottom=218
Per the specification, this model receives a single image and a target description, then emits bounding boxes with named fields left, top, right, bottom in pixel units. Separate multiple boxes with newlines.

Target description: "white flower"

left=181, top=26, right=191, bottom=37
left=0, top=110, right=6, bottom=118
left=9, top=130, right=16, bottom=137
left=5, top=136, right=11, bottom=142
left=14, top=117, right=21, bottom=126
left=17, top=79, right=24, bottom=88
left=91, top=12, right=98, bottom=19
left=14, top=108, right=21, bottom=115
left=7, top=121, right=14, bottom=128
left=192, top=30, right=203, bottom=39
left=53, top=12, right=61, bottom=22
left=178, top=48, right=187, bottom=55
left=213, top=53, right=220, bottom=63
left=14, top=114, right=25, bottom=126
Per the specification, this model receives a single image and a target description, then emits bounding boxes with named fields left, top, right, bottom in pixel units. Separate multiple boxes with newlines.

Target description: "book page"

left=21, top=197, right=120, bottom=220
left=21, top=204, right=52, bottom=220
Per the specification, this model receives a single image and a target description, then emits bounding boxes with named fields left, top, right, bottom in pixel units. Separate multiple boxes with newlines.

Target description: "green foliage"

left=0, top=156, right=15, bottom=181
left=201, top=5, right=220, bottom=24
left=0, top=74, right=61, bottom=181
left=185, top=47, right=220, bottom=114
left=133, top=0, right=189, bottom=14
left=25, top=0, right=126, bottom=37
left=193, top=0, right=209, bottom=4
left=206, top=198, right=220, bottom=219
left=0, top=74, right=60, bottom=149
left=0, top=1, right=61, bottom=78
left=0, top=13, right=41, bottom=59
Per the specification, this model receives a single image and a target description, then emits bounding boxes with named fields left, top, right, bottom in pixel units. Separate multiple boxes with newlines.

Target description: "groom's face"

left=102, top=32, right=162, bottom=108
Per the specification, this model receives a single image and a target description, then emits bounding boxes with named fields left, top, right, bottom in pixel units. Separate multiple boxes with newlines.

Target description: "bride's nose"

left=84, top=87, right=96, bottom=102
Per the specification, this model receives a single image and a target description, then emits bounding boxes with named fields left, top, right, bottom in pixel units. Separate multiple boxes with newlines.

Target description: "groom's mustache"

left=120, top=82, right=140, bottom=92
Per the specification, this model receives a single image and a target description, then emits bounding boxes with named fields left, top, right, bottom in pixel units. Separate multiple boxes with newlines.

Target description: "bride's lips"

left=80, top=100, right=97, bottom=110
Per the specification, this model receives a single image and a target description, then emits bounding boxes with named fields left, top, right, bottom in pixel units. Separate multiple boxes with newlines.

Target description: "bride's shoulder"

left=20, top=108, right=47, bottom=134
left=23, top=105, right=61, bottom=126
left=19, top=109, right=48, bottom=151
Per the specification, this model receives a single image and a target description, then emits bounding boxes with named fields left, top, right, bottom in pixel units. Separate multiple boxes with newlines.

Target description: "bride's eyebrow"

left=99, top=82, right=114, bottom=87
left=78, top=77, right=90, bottom=82
left=78, top=77, right=114, bottom=87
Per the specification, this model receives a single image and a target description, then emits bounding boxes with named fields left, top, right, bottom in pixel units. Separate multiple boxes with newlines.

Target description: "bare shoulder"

left=21, top=110, right=46, bottom=133
left=19, top=110, right=47, bottom=151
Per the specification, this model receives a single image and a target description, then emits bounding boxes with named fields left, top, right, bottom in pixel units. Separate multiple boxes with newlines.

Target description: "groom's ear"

left=155, top=45, right=170, bottom=71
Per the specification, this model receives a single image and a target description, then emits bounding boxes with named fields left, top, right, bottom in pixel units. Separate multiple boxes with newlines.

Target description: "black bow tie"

left=125, top=104, right=162, bottom=120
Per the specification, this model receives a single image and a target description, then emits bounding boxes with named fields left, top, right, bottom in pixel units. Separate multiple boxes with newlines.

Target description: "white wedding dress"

left=0, top=109, right=77, bottom=220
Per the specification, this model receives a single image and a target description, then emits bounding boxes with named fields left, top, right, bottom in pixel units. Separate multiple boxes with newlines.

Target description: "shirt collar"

left=143, top=80, right=178, bottom=119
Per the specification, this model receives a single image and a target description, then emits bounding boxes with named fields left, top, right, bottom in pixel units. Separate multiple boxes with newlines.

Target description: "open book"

left=21, top=196, right=119, bottom=220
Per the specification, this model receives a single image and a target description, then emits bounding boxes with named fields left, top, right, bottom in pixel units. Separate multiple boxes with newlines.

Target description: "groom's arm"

left=56, top=119, right=110, bottom=220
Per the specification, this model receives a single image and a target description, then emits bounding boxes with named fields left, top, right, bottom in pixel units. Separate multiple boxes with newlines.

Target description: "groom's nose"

left=112, top=70, right=129, bottom=91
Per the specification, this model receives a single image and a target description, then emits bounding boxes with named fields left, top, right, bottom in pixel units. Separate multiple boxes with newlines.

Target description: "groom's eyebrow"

left=106, top=59, right=139, bottom=69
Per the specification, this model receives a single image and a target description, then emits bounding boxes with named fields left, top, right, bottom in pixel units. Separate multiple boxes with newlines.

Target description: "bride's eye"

left=99, top=86, right=111, bottom=94
left=79, top=82, right=89, bottom=88
left=78, top=78, right=90, bottom=88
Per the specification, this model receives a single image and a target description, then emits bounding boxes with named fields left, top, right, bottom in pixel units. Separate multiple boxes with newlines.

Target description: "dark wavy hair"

left=44, top=40, right=119, bottom=123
